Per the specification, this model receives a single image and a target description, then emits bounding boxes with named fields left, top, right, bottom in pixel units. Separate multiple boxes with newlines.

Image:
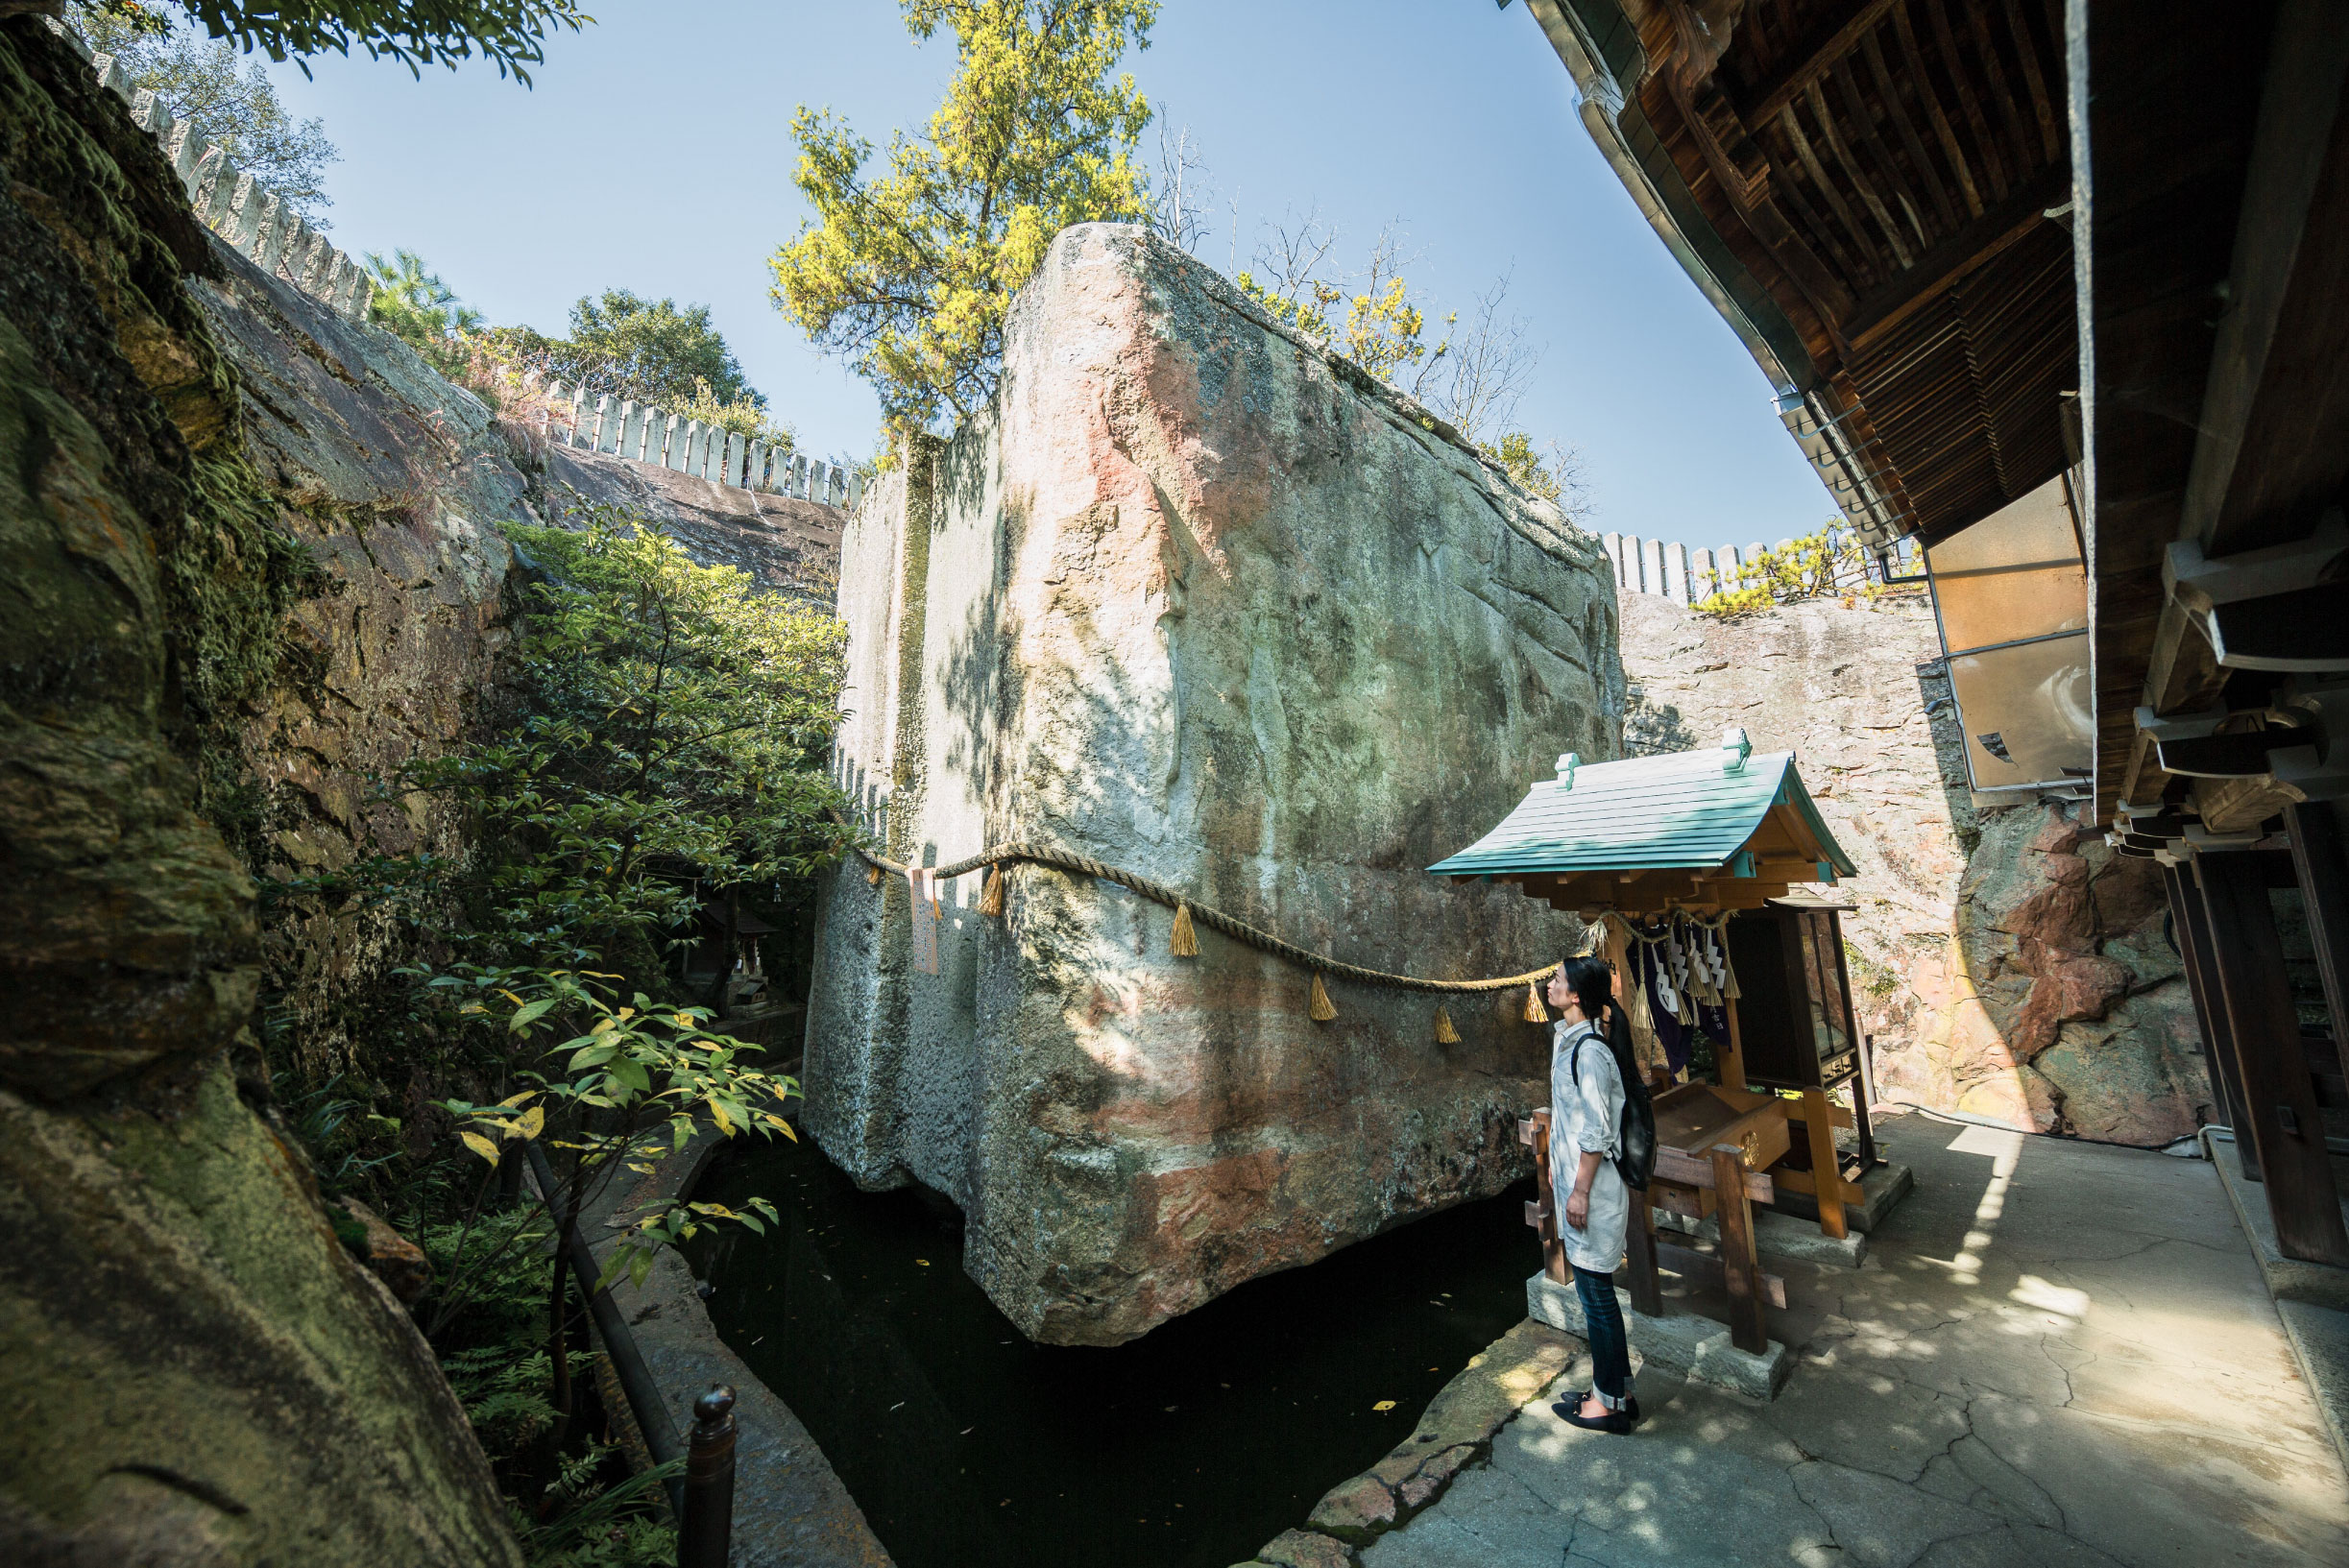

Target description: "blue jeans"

left=1573, top=1264, right=1632, bottom=1409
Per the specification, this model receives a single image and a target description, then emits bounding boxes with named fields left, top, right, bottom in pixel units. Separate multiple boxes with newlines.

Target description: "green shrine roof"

left=1426, top=736, right=1858, bottom=880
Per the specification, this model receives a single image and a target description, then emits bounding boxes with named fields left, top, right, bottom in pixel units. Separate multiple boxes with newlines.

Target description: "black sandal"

left=1558, top=1402, right=1634, bottom=1435
left=1554, top=1390, right=1641, bottom=1426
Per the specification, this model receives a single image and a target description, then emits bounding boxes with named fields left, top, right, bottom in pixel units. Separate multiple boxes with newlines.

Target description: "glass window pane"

left=1947, top=635, right=2094, bottom=788
left=1795, top=910, right=1850, bottom=1076
left=1927, top=477, right=2086, bottom=653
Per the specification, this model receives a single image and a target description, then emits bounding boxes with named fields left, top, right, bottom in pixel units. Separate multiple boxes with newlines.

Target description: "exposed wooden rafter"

left=1734, top=0, right=1901, bottom=129
left=1843, top=165, right=2067, bottom=349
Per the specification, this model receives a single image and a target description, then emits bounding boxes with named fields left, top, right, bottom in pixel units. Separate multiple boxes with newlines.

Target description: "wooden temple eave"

left=1548, top=0, right=2077, bottom=548
left=2083, top=0, right=2349, bottom=829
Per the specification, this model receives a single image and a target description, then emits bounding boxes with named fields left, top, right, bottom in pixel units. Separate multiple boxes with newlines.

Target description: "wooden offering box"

left=1651, top=1083, right=1789, bottom=1186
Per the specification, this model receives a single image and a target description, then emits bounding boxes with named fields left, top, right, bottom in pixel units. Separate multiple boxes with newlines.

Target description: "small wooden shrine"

left=1428, top=729, right=1879, bottom=1355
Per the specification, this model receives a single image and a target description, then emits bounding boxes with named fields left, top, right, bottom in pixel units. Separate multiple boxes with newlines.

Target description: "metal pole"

left=523, top=1142, right=687, bottom=1513
left=679, top=1386, right=739, bottom=1568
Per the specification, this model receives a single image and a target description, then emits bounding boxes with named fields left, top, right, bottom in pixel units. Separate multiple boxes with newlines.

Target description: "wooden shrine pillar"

left=1623, top=1195, right=1664, bottom=1316
left=1798, top=1088, right=1850, bottom=1240
left=2196, top=851, right=2349, bottom=1265
left=2167, top=860, right=2260, bottom=1180
left=2287, top=803, right=2349, bottom=1090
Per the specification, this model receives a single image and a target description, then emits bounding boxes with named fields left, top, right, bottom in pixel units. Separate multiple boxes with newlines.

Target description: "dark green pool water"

left=689, top=1133, right=1539, bottom=1568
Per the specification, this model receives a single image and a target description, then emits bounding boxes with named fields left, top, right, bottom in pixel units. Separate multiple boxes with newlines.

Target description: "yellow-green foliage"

left=1695, top=526, right=1888, bottom=618
left=1236, top=269, right=1443, bottom=384
left=1483, top=430, right=1563, bottom=503
left=1234, top=270, right=1339, bottom=338
left=770, top=0, right=1158, bottom=442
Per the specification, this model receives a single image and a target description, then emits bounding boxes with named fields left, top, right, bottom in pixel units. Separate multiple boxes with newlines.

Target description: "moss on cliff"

left=0, top=1066, right=521, bottom=1562
left=0, top=18, right=521, bottom=1562
left=0, top=17, right=310, bottom=824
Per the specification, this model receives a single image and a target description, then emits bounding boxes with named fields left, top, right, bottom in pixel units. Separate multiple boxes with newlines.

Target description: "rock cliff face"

left=0, top=19, right=521, bottom=1561
left=0, top=20, right=842, bottom=1559
left=806, top=224, right=1622, bottom=1345
left=1618, top=592, right=2211, bottom=1144
left=198, top=263, right=842, bottom=1093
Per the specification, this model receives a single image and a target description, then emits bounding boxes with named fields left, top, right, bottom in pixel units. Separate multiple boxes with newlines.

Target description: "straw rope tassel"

left=1523, top=979, right=1549, bottom=1025
left=979, top=865, right=1006, bottom=917
left=1308, top=972, right=1338, bottom=1023
left=866, top=863, right=883, bottom=886
left=1170, top=902, right=1199, bottom=957
left=1433, top=1005, right=1460, bottom=1044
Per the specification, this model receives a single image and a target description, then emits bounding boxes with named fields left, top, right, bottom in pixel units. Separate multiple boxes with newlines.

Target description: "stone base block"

left=1759, top=1159, right=1913, bottom=1234
left=1526, top=1271, right=1791, bottom=1402
left=2277, top=1298, right=2349, bottom=1478
left=1656, top=1205, right=1869, bottom=1267
left=2205, top=1128, right=2349, bottom=1312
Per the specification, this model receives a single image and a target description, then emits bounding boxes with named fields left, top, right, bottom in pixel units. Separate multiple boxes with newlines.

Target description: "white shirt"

left=1550, top=1018, right=1630, bottom=1274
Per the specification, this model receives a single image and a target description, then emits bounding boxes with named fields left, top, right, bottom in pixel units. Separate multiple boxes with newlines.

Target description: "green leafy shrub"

left=266, top=505, right=856, bottom=1556
left=331, top=506, right=856, bottom=1297
left=419, top=1211, right=679, bottom=1568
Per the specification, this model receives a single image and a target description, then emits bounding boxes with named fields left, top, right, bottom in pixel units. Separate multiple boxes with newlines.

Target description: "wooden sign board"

left=908, top=867, right=941, bottom=975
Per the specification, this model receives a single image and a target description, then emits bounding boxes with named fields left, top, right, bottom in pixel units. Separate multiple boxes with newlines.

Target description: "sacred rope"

left=845, top=834, right=1562, bottom=1034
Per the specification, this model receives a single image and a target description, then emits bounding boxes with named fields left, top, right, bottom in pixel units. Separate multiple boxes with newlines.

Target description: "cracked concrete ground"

left=1361, top=1113, right=2349, bottom=1567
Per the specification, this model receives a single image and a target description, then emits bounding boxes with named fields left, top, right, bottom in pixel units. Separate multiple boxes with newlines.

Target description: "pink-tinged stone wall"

left=1618, top=593, right=2212, bottom=1144
left=805, top=224, right=1623, bottom=1344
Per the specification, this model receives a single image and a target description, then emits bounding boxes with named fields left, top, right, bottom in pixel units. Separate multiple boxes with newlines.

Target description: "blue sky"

left=260, top=0, right=1830, bottom=550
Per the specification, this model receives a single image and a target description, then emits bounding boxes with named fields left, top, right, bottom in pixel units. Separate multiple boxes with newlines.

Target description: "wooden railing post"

left=2168, top=860, right=2259, bottom=1179
left=1711, top=1144, right=1768, bottom=1356
left=678, top=1385, right=738, bottom=1568
left=1520, top=1111, right=1568, bottom=1284
left=2197, top=851, right=2349, bottom=1265
left=1623, top=1195, right=1664, bottom=1316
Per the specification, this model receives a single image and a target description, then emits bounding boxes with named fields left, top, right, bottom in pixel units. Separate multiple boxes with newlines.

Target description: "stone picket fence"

left=55, top=21, right=375, bottom=322
left=547, top=384, right=863, bottom=509
left=1603, top=526, right=1920, bottom=605
left=57, top=21, right=859, bottom=513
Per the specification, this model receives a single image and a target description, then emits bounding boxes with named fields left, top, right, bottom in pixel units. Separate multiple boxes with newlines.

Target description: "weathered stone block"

left=1257, top=1529, right=1360, bottom=1568
left=1527, top=1270, right=1791, bottom=1400
left=1307, top=1475, right=1397, bottom=1544
left=806, top=224, right=1621, bottom=1343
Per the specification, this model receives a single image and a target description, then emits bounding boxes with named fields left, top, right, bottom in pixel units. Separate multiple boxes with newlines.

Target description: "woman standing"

left=1547, top=953, right=1639, bottom=1434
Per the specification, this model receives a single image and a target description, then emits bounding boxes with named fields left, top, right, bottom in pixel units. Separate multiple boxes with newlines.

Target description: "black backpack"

left=1570, top=1006, right=1658, bottom=1192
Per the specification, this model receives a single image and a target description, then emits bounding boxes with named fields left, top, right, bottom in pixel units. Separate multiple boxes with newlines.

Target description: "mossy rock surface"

left=0, top=1066, right=520, bottom=1563
left=0, top=19, right=519, bottom=1562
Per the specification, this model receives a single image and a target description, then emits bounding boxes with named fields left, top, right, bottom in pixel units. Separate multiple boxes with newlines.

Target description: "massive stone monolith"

left=804, top=224, right=1623, bottom=1344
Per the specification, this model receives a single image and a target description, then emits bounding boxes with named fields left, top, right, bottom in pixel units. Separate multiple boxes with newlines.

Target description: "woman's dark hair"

left=1565, top=953, right=1644, bottom=1086
left=1561, top=954, right=1613, bottom=1024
